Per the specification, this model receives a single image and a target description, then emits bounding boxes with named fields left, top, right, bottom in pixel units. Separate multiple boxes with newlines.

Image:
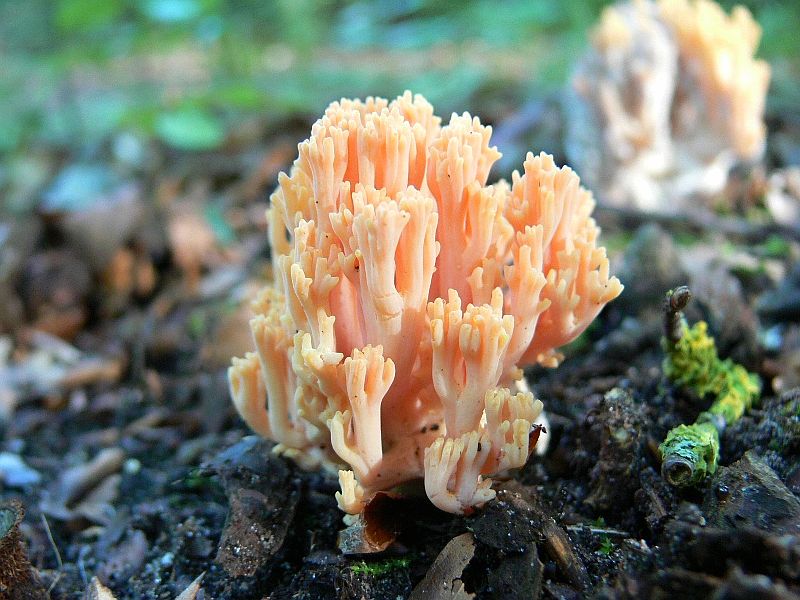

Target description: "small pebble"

left=124, top=458, right=142, bottom=475
left=0, top=452, right=42, bottom=487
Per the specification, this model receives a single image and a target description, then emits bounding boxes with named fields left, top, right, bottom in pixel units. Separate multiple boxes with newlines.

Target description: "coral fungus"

left=567, top=0, right=770, bottom=211
left=229, top=92, right=622, bottom=514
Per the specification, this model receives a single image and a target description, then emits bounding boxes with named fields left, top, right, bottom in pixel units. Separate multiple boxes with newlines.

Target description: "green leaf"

left=213, top=83, right=266, bottom=109
left=155, top=108, right=225, bottom=150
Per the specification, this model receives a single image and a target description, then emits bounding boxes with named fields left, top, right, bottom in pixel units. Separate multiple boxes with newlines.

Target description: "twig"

left=41, top=513, right=63, bottom=594
left=663, top=286, right=692, bottom=344
left=77, top=545, right=90, bottom=587
left=566, top=525, right=631, bottom=538
left=659, top=290, right=761, bottom=487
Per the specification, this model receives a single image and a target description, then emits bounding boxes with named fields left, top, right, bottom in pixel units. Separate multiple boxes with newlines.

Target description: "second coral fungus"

left=567, top=0, right=771, bottom=211
left=229, top=92, right=622, bottom=514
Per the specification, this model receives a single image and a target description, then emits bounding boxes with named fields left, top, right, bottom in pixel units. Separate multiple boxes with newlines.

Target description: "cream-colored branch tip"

left=566, top=0, right=770, bottom=211
left=229, top=91, right=622, bottom=514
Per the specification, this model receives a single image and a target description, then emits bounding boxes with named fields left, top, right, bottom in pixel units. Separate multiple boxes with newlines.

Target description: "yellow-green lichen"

left=659, top=421, right=719, bottom=486
left=663, top=321, right=760, bottom=425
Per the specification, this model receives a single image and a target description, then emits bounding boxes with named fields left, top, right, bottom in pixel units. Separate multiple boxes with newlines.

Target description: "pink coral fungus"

left=229, top=92, right=622, bottom=514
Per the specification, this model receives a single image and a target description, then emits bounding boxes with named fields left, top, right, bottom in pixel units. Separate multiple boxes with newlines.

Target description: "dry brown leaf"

left=168, top=206, right=218, bottom=293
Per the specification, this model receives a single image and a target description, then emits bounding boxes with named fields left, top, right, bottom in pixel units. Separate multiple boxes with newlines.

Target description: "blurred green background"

left=1, top=0, right=798, bottom=157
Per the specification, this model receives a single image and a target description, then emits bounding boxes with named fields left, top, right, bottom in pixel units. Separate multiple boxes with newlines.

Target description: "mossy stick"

left=659, top=287, right=761, bottom=487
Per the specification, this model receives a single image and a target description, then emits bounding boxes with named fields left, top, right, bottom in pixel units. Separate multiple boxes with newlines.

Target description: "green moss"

left=179, top=468, right=224, bottom=495
left=350, top=557, right=411, bottom=577
left=780, top=395, right=800, bottom=418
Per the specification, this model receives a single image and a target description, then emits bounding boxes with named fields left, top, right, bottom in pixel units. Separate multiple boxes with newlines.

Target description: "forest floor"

left=1, top=102, right=800, bottom=599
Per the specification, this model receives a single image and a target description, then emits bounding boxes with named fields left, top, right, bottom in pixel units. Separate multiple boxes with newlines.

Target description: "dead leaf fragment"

left=409, top=532, right=476, bottom=600
left=59, top=357, right=125, bottom=390
left=168, top=205, right=219, bottom=293
left=84, top=576, right=117, bottom=600
left=41, top=448, right=125, bottom=524
left=97, top=529, right=148, bottom=583
left=175, top=572, right=205, bottom=600
left=337, top=492, right=401, bottom=555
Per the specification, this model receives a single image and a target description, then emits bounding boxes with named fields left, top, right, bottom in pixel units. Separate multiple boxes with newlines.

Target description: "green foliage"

left=0, top=0, right=614, bottom=155
left=590, top=518, right=614, bottom=555
left=0, top=0, right=798, bottom=155
left=759, top=234, right=791, bottom=259
left=56, top=0, right=125, bottom=32
left=155, top=107, right=225, bottom=150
